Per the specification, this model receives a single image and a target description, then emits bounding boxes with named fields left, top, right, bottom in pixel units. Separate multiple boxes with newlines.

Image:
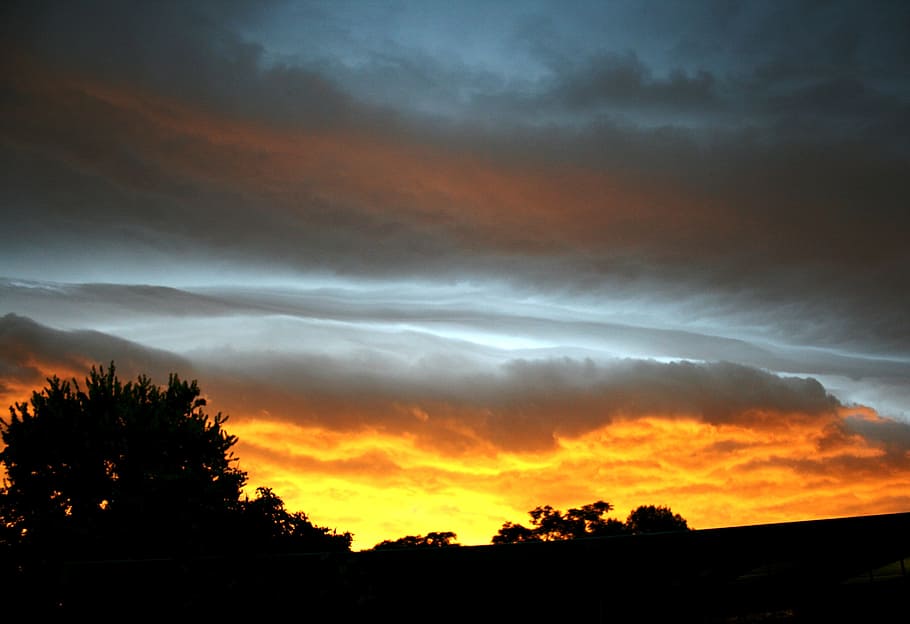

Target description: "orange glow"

left=3, top=49, right=909, bottom=552
left=3, top=358, right=909, bottom=551
left=0, top=357, right=98, bottom=414
left=229, top=409, right=910, bottom=551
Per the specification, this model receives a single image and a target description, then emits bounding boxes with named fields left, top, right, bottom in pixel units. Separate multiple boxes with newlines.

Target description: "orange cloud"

left=228, top=406, right=910, bottom=551
left=3, top=49, right=909, bottom=551
left=7, top=321, right=907, bottom=550
left=3, top=345, right=909, bottom=551
left=2, top=47, right=713, bottom=259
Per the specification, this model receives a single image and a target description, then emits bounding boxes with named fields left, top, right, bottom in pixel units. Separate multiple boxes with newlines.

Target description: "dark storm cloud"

left=176, top=342, right=850, bottom=454
left=0, top=313, right=192, bottom=391
left=7, top=0, right=907, bottom=135
left=556, top=53, right=719, bottom=112
left=492, top=358, right=840, bottom=426
left=845, top=416, right=910, bottom=457
left=464, top=1, right=910, bottom=138
left=2, top=0, right=348, bottom=126
left=1, top=0, right=908, bottom=362
left=0, top=313, right=850, bottom=454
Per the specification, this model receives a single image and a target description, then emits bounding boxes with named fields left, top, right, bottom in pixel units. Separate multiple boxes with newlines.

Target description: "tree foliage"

left=625, top=504, right=690, bottom=534
left=238, top=487, right=352, bottom=553
left=492, top=501, right=690, bottom=544
left=492, top=500, right=627, bottom=543
left=372, top=531, right=459, bottom=550
left=0, top=363, right=350, bottom=559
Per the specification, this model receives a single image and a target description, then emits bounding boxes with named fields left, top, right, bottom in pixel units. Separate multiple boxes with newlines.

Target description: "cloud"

left=845, top=414, right=910, bottom=458
left=545, top=51, right=719, bottom=114
left=2, top=0, right=357, bottom=128
left=2, top=42, right=907, bottom=363
left=0, top=313, right=193, bottom=400
left=2, top=312, right=909, bottom=549
left=4, top=277, right=909, bottom=427
left=3, top=98, right=906, bottom=364
left=1, top=0, right=908, bottom=547
left=0, top=313, right=845, bottom=451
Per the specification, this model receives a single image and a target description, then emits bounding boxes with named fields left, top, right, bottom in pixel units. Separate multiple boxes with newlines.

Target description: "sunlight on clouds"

left=4, top=317, right=908, bottom=551
left=1, top=1, right=908, bottom=573
left=229, top=417, right=525, bottom=549
left=228, top=408, right=909, bottom=551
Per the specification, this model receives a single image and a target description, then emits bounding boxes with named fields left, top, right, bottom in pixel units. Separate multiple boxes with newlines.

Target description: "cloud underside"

left=3, top=314, right=908, bottom=549
left=1, top=32, right=909, bottom=357
left=2, top=3, right=907, bottom=327
left=1, top=1, right=908, bottom=549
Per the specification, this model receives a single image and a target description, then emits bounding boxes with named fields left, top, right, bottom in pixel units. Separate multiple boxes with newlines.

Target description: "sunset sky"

left=2, top=0, right=909, bottom=550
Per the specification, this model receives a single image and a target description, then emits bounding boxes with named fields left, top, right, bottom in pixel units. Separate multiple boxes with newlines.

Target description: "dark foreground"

left=5, top=512, right=909, bottom=621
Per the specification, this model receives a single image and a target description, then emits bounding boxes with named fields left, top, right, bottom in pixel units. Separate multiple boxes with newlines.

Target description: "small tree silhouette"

left=624, top=504, right=690, bottom=534
left=372, top=531, right=459, bottom=550
left=492, top=501, right=690, bottom=543
left=492, top=500, right=627, bottom=543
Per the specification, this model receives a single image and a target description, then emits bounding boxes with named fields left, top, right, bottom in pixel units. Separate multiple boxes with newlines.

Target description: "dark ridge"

left=7, top=511, right=909, bottom=621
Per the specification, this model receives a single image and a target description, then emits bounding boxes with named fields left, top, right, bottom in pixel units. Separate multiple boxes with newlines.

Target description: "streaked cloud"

left=1, top=0, right=908, bottom=548
left=3, top=310, right=908, bottom=548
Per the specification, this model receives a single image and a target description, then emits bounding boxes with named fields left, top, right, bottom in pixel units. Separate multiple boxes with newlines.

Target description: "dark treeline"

left=492, top=500, right=690, bottom=544
left=374, top=502, right=690, bottom=551
left=1, top=364, right=907, bottom=621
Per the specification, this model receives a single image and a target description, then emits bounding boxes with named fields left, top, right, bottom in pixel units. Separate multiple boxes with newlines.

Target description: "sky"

left=1, top=0, right=909, bottom=550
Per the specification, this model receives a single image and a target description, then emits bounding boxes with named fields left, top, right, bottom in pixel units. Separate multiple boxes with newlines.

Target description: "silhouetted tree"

left=0, top=362, right=351, bottom=561
left=492, top=500, right=627, bottom=543
left=493, top=501, right=692, bottom=543
left=492, top=521, right=538, bottom=544
left=625, top=504, right=691, bottom=534
left=0, top=363, right=245, bottom=559
left=372, top=531, right=459, bottom=550
left=566, top=500, right=627, bottom=537
left=239, top=486, right=352, bottom=552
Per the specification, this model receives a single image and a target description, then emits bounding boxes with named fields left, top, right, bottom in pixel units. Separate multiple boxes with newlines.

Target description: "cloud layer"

left=2, top=1, right=909, bottom=548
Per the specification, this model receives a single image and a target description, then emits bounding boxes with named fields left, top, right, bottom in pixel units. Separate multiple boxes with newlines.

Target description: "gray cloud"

left=2, top=78, right=907, bottom=358
left=1, top=1, right=908, bottom=437
left=0, top=313, right=849, bottom=454
left=0, top=313, right=193, bottom=393
left=7, top=0, right=909, bottom=135
left=507, top=51, right=721, bottom=124
left=5, top=278, right=910, bottom=382
left=3, top=0, right=345, bottom=122
left=845, top=415, right=910, bottom=458
left=3, top=1, right=909, bottom=543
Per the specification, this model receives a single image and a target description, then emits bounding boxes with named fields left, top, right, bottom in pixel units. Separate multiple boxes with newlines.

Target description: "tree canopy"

left=492, top=501, right=690, bottom=543
left=624, top=504, right=690, bottom=534
left=237, top=486, right=351, bottom=553
left=0, top=363, right=350, bottom=559
left=371, top=531, right=459, bottom=550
